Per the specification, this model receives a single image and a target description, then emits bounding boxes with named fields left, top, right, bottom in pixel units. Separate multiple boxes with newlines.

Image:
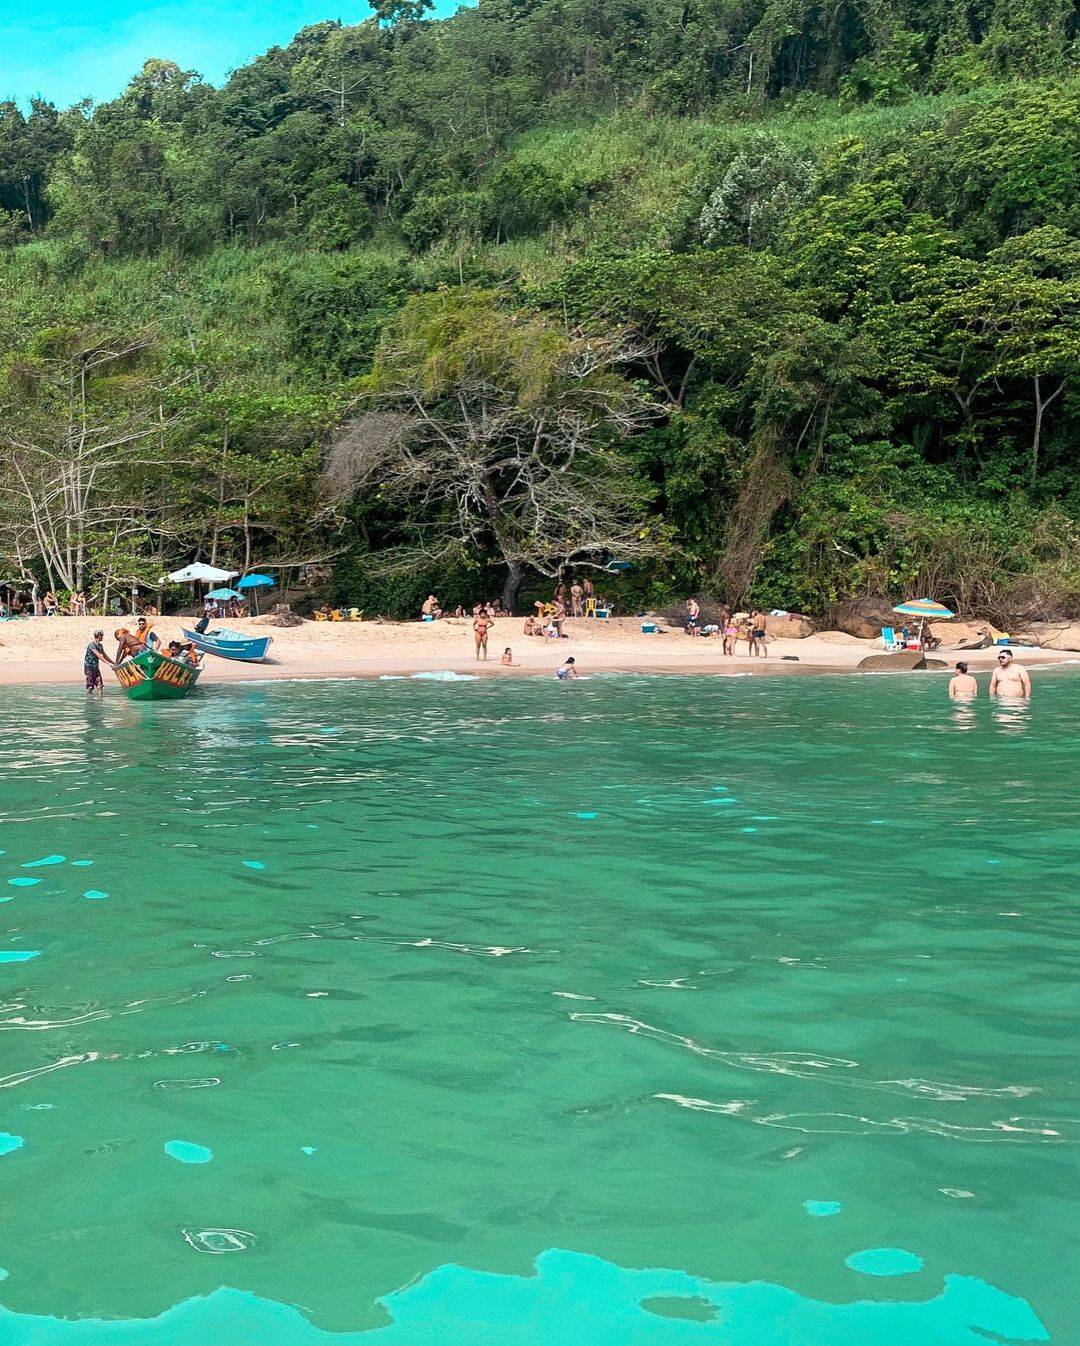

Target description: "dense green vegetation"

left=2, top=0, right=1079, bottom=618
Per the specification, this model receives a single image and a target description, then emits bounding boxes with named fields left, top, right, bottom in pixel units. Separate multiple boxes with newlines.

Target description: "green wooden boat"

left=114, top=648, right=202, bottom=700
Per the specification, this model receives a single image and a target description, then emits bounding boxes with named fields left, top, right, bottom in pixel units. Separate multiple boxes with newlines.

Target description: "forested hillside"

left=2, top=0, right=1079, bottom=617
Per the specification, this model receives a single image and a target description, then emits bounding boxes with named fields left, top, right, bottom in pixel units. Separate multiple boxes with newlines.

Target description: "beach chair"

left=347, top=608, right=364, bottom=622
left=881, top=626, right=901, bottom=651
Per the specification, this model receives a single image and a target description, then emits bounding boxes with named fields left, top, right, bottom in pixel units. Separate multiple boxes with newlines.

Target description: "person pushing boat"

left=84, top=630, right=115, bottom=696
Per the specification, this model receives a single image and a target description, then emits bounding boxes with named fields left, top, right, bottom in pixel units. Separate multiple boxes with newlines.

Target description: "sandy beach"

left=1, top=614, right=1075, bottom=686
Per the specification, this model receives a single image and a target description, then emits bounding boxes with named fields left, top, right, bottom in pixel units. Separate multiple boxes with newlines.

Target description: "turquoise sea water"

left=0, top=670, right=1076, bottom=1343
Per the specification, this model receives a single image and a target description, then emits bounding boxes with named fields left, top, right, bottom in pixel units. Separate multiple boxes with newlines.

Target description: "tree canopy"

left=1, top=0, right=1079, bottom=619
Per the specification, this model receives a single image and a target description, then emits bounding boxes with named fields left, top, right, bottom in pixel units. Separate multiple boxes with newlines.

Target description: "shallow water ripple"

left=0, top=673, right=1076, bottom=1341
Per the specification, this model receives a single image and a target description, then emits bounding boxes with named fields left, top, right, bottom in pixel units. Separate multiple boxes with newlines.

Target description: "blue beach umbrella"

left=236, top=573, right=275, bottom=613
left=206, top=587, right=242, bottom=601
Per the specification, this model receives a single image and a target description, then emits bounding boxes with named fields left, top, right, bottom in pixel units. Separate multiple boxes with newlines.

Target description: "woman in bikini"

left=722, top=607, right=739, bottom=656
left=473, top=614, right=493, bottom=660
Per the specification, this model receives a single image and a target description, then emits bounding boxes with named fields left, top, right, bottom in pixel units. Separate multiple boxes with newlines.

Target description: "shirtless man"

left=685, top=598, right=700, bottom=635
left=473, top=613, right=493, bottom=660
left=989, top=649, right=1031, bottom=699
left=421, top=594, right=442, bottom=619
left=748, top=610, right=768, bottom=657
left=948, top=661, right=978, bottom=698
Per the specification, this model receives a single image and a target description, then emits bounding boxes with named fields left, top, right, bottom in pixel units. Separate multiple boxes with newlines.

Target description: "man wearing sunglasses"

left=989, top=649, right=1032, bottom=699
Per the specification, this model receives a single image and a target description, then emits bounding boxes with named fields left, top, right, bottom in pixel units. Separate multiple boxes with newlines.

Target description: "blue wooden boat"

left=182, top=626, right=273, bottom=663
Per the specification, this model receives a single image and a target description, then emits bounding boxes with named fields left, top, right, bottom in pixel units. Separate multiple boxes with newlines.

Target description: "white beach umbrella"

left=166, top=563, right=239, bottom=583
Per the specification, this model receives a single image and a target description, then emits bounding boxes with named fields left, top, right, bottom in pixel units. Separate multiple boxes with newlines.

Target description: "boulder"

left=857, top=650, right=929, bottom=671
left=815, top=629, right=869, bottom=644
left=766, top=612, right=815, bottom=639
left=1020, top=621, right=1080, bottom=651
left=831, top=600, right=899, bottom=641
left=932, top=620, right=986, bottom=648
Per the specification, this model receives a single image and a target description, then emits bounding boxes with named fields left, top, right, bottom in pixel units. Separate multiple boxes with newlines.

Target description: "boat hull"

left=114, top=649, right=202, bottom=700
left=182, top=627, right=272, bottom=662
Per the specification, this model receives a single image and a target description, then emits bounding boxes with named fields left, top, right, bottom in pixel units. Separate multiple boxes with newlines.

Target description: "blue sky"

left=1, top=0, right=459, bottom=108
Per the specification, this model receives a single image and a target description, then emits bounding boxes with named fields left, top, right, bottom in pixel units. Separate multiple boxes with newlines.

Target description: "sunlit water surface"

left=0, top=672, right=1076, bottom=1343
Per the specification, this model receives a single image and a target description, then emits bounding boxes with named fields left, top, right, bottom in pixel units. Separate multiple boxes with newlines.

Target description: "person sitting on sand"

left=453, top=605, right=465, bottom=618
left=555, top=656, right=577, bottom=680
left=748, top=610, right=768, bottom=657
left=523, top=615, right=537, bottom=636
left=501, top=647, right=518, bottom=666
left=948, top=661, right=978, bottom=699
left=989, top=649, right=1031, bottom=699
left=84, top=629, right=114, bottom=696
left=473, top=613, right=493, bottom=660
left=421, top=595, right=443, bottom=619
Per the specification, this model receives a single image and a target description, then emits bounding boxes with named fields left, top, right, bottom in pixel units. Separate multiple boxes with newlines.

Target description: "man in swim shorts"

left=948, top=661, right=978, bottom=698
left=988, top=649, right=1031, bottom=699
left=84, top=630, right=114, bottom=695
left=685, top=598, right=700, bottom=635
left=748, top=610, right=768, bottom=656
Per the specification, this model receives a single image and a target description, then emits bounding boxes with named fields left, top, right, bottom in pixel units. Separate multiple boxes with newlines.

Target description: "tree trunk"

left=501, top=560, right=525, bottom=614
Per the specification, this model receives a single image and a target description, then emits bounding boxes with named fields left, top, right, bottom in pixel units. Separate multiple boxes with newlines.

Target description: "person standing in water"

left=948, top=661, right=978, bottom=698
left=989, top=649, right=1031, bottom=698
left=473, top=613, right=493, bottom=660
left=556, top=657, right=577, bottom=680
left=84, top=630, right=115, bottom=696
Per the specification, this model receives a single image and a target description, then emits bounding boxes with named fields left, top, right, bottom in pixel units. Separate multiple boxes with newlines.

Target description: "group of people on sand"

left=83, top=618, right=202, bottom=696
left=2, top=590, right=89, bottom=618
left=685, top=600, right=769, bottom=656
left=948, top=651, right=1032, bottom=699
left=422, top=596, right=512, bottom=621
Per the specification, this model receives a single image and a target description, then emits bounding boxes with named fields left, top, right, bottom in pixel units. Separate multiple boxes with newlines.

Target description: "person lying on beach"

left=501, top=647, right=518, bottom=666
left=948, top=661, right=978, bottom=698
left=474, top=614, right=493, bottom=660
left=84, top=630, right=114, bottom=695
left=556, top=657, right=577, bottom=680
left=989, top=650, right=1031, bottom=699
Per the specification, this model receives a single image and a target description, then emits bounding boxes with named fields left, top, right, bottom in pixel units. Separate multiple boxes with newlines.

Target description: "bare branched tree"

left=327, top=290, right=666, bottom=608
left=0, top=328, right=188, bottom=600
